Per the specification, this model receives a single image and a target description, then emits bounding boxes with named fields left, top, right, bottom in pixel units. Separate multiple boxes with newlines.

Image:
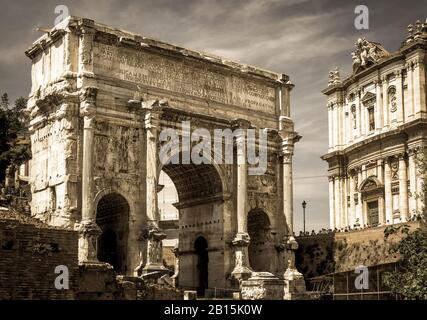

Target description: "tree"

left=0, top=93, right=30, bottom=182
left=383, top=226, right=427, bottom=299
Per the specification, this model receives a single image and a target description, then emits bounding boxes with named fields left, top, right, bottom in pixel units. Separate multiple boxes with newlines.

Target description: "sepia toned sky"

left=1, top=0, right=426, bottom=231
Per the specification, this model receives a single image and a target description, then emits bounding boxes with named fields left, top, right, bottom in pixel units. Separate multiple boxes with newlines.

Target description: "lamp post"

left=302, top=200, right=307, bottom=234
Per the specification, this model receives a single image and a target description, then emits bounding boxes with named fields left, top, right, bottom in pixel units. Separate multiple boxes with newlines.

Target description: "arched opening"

left=159, top=159, right=224, bottom=290
left=158, top=171, right=179, bottom=271
left=248, top=209, right=272, bottom=272
left=96, top=192, right=129, bottom=274
left=194, top=236, right=209, bottom=296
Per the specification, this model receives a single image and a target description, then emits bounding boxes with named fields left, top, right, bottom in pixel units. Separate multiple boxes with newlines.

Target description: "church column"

left=142, top=102, right=168, bottom=274
left=77, top=87, right=101, bottom=263
left=382, top=76, right=389, bottom=128
left=342, top=176, right=348, bottom=228
left=406, top=62, right=415, bottom=117
left=356, top=168, right=363, bottom=226
left=408, top=148, right=418, bottom=216
left=375, top=80, right=383, bottom=131
left=415, top=147, right=425, bottom=212
left=328, top=104, right=333, bottom=151
left=334, top=175, right=341, bottom=229
left=412, top=56, right=426, bottom=116
left=356, top=91, right=362, bottom=137
left=231, top=120, right=252, bottom=280
left=395, top=70, right=404, bottom=124
left=349, top=173, right=356, bottom=228
left=384, top=157, right=393, bottom=224
left=398, top=153, right=409, bottom=220
left=377, top=159, right=386, bottom=225
left=329, top=177, right=336, bottom=230
left=332, top=103, right=339, bottom=148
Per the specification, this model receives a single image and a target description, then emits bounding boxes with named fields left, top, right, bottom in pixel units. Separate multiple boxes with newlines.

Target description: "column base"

left=231, top=233, right=253, bottom=281
left=241, top=272, right=285, bottom=300
left=76, top=220, right=102, bottom=264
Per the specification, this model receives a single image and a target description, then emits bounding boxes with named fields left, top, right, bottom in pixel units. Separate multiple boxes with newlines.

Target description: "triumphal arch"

left=25, top=16, right=304, bottom=297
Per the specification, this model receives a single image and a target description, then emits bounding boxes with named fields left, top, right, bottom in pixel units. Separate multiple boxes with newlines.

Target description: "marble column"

left=415, top=147, right=425, bottom=212
left=395, top=70, right=404, bottom=124
left=329, top=177, right=335, bottom=230
left=381, top=76, right=389, bottom=128
left=77, top=87, right=102, bottom=264
left=384, top=158, right=393, bottom=224
left=398, top=153, right=409, bottom=220
left=375, top=80, right=383, bottom=131
left=377, top=159, right=386, bottom=225
left=328, top=104, right=333, bottom=151
left=406, top=62, right=415, bottom=117
left=408, top=149, right=418, bottom=216
left=357, top=168, right=363, bottom=226
left=231, top=123, right=252, bottom=280
left=142, top=102, right=168, bottom=274
left=413, top=56, right=426, bottom=116
left=334, top=175, right=341, bottom=229
left=342, top=177, right=348, bottom=228
left=333, top=103, right=339, bottom=148
left=349, top=173, right=356, bottom=228
left=356, top=91, right=362, bottom=137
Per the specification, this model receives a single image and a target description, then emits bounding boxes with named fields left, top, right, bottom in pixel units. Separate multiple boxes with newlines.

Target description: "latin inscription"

left=93, top=42, right=276, bottom=113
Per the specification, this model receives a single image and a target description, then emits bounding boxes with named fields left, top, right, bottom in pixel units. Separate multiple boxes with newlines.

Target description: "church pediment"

left=361, top=92, right=376, bottom=105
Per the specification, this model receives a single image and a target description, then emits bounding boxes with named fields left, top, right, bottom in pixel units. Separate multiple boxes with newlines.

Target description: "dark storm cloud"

left=1, top=0, right=426, bottom=231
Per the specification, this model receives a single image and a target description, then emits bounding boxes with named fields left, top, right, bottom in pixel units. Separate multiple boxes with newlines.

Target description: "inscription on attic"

left=93, top=42, right=276, bottom=113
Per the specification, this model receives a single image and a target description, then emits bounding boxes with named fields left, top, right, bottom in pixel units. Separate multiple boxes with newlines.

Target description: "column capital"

left=397, top=152, right=407, bottom=160
left=142, top=100, right=166, bottom=132
left=232, top=232, right=251, bottom=247
left=79, top=86, right=98, bottom=117
left=231, top=118, right=252, bottom=131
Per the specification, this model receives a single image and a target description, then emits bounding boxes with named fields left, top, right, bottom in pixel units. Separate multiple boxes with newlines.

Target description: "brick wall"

left=0, top=213, right=78, bottom=299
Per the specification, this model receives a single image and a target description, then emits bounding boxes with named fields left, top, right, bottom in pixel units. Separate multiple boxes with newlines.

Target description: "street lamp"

left=302, top=200, right=307, bottom=234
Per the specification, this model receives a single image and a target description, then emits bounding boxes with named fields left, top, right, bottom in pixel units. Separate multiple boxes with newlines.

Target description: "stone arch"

left=157, top=140, right=230, bottom=196
left=95, top=192, right=130, bottom=274
left=247, top=209, right=274, bottom=272
left=158, top=148, right=226, bottom=290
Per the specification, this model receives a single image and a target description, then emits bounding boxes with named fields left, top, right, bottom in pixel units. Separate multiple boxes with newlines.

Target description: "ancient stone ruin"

left=24, top=16, right=305, bottom=299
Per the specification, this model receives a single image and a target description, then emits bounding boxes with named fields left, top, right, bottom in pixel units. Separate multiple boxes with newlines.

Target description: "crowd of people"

left=297, top=213, right=426, bottom=237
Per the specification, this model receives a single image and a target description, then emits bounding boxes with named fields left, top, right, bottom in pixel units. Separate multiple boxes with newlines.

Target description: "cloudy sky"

left=1, top=0, right=426, bottom=231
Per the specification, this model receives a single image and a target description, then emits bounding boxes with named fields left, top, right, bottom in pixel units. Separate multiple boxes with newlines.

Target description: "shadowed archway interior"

left=96, top=192, right=130, bottom=274
left=248, top=209, right=273, bottom=272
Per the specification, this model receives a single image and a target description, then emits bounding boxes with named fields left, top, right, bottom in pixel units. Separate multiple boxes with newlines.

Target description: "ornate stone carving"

left=388, top=86, right=397, bottom=113
left=328, top=67, right=341, bottom=86
left=351, top=38, right=389, bottom=73
left=350, top=104, right=357, bottom=129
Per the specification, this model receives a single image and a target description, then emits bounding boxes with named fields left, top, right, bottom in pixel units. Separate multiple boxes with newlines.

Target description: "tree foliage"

left=383, top=227, right=427, bottom=300
left=0, top=92, right=30, bottom=181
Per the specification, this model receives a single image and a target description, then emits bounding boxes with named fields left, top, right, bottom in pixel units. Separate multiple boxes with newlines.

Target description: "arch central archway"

left=96, top=192, right=130, bottom=274
left=158, top=155, right=226, bottom=291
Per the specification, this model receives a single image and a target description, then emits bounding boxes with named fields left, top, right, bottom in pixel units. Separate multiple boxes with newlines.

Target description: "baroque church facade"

left=322, top=20, right=427, bottom=230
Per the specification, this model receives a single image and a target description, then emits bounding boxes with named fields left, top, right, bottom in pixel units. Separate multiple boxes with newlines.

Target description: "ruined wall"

left=0, top=211, right=78, bottom=299
left=296, top=221, right=426, bottom=279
